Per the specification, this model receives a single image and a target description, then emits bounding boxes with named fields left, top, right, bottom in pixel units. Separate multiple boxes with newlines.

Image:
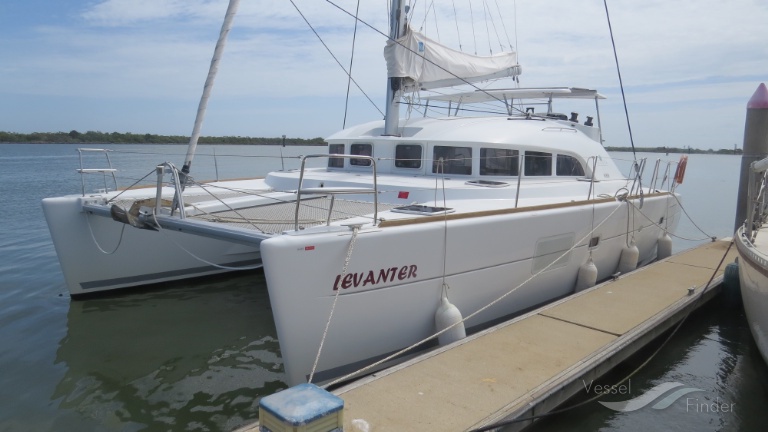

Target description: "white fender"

left=618, top=240, right=639, bottom=274
left=576, top=256, right=598, bottom=292
left=657, top=232, right=673, bottom=260
left=435, top=296, right=466, bottom=346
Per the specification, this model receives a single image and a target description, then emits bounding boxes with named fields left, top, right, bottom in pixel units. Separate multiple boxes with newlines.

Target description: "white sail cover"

left=384, top=26, right=520, bottom=91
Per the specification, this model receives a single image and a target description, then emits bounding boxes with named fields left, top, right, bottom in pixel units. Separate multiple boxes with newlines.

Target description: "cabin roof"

left=425, top=87, right=606, bottom=104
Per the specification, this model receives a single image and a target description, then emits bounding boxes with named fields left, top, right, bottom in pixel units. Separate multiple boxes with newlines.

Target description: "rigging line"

left=513, top=0, right=519, bottom=61
left=326, top=199, right=627, bottom=388
left=668, top=192, right=717, bottom=240
left=484, top=0, right=503, bottom=52
left=324, top=0, right=513, bottom=107
left=191, top=181, right=382, bottom=224
left=190, top=180, right=267, bottom=233
left=431, top=0, right=441, bottom=41
left=288, top=0, right=384, bottom=117
left=603, top=0, right=637, bottom=160
left=105, top=167, right=160, bottom=204
left=451, top=0, right=462, bottom=51
left=625, top=197, right=712, bottom=242
left=494, top=0, right=513, bottom=52
left=308, top=225, right=361, bottom=383
left=471, top=240, right=734, bottom=431
left=468, top=0, right=477, bottom=54
left=342, top=0, right=361, bottom=130
left=482, top=0, right=492, bottom=54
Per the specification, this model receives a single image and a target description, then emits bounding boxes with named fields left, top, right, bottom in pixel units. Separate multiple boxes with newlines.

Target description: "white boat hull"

left=262, top=195, right=679, bottom=385
left=735, top=227, right=768, bottom=365
left=42, top=194, right=262, bottom=296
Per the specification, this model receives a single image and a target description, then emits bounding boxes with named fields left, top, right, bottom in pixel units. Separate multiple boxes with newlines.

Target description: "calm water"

left=0, top=145, right=765, bottom=431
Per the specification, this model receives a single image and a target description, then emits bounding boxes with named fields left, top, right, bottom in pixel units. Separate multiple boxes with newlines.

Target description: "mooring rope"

left=308, top=225, right=361, bottom=383
left=85, top=211, right=127, bottom=255
left=626, top=194, right=715, bottom=242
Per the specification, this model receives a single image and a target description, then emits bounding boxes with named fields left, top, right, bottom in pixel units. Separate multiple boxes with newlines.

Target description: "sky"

left=1, top=0, right=766, bottom=150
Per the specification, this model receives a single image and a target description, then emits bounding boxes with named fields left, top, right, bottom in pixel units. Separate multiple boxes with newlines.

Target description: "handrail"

left=629, top=158, right=647, bottom=195
left=649, top=158, right=661, bottom=191
left=294, top=154, right=378, bottom=231
left=77, top=148, right=118, bottom=196
left=586, top=155, right=600, bottom=200
left=155, top=162, right=186, bottom=219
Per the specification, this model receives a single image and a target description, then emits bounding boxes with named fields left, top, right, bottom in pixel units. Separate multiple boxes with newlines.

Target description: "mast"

left=383, top=0, right=407, bottom=136
left=181, top=0, right=240, bottom=176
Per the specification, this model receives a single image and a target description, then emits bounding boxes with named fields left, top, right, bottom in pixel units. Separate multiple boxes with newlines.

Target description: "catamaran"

left=43, top=0, right=685, bottom=385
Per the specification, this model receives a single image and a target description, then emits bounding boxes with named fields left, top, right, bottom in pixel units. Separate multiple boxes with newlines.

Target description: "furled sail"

left=384, top=25, right=521, bottom=91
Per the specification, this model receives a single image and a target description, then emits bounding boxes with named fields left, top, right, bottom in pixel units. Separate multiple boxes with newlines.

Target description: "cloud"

left=3, top=0, right=768, bottom=146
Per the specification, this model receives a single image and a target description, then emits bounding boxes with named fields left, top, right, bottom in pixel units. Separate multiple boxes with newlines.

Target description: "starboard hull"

left=262, top=195, right=679, bottom=385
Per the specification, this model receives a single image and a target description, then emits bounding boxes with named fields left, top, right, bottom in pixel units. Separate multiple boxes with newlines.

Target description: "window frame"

left=523, top=151, right=553, bottom=177
left=328, top=143, right=345, bottom=168
left=349, top=143, right=373, bottom=167
left=432, top=145, right=473, bottom=175
left=480, top=147, right=519, bottom=176
left=394, top=144, right=423, bottom=169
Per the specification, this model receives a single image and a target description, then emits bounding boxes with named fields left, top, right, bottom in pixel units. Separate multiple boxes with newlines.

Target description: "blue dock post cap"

left=259, top=383, right=344, bottom=432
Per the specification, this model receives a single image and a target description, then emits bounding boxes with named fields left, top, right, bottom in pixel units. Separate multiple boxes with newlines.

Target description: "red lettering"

left=398, top=266, right=408, bottom=280
left=363, top=271, right=376, bottom=286
left=389, top=267, right=398, bottom=282
left=408, top=265, right=417, bottom=278
left=377, top=269, right=392, bottom=284
left=334, top=265, right=418, bottom=291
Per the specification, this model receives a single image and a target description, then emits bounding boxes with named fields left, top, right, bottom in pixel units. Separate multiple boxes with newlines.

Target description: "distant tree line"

left=0, top=130, right=326, bottom=146
left=605, top=146, right=742, bottom=155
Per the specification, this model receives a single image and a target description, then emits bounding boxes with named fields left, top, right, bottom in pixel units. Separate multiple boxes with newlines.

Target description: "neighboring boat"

left=734, top=156, right=768, bottom=365
left=42, top=0, right=685, bottom=384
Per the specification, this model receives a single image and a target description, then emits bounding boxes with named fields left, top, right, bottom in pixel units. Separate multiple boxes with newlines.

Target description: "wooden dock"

left=240, top=240, right=736, bottom=432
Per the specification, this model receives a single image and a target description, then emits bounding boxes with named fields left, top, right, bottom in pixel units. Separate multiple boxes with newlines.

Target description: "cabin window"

left=328, top=144, right=344, bottom=168
left=524, top=151, right=552, bottom=176
left=432, top=146, right=472, bottom=175
left=556, top=154, right=585, bottom=176
left=350, top=143, right=373, bottom=166
left=481, top=148, right=519, bottom=176
left=395, top=144, right=422, bottom=169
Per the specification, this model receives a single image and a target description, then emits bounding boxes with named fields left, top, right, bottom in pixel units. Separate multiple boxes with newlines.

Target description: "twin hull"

left=261, top=195, right=679, bottom=385
left=42, top=195, right=262, bottom=295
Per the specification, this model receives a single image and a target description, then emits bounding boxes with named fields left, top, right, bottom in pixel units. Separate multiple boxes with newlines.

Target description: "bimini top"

left=426, top=87, right=606, bottom=104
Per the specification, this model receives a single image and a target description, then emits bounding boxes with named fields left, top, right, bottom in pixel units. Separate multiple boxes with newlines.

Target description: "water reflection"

left=53, top=272, right=287, bottom=431
left=525, top=299, right=768, bottom=432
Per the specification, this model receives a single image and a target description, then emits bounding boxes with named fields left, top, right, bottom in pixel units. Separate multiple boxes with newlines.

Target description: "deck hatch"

left=391, top=205, right=455, bottom=215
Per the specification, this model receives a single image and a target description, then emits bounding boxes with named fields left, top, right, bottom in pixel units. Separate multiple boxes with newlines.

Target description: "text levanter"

left=333, top=265, right=418, bottom=291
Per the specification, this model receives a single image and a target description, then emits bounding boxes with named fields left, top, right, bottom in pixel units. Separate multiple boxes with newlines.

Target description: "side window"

left=395, top=144, right=422, bottom=169
left=481, top=148, right=518, bottom=176
left=350, top=143, right=372, bottom=166
left=328, top=144, right=344, bottom=168
left=556, top=154, right=585, bottom=176
left=524, top=151, right=552, bottom=176
left=432, top=146, right=472, bottom=175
